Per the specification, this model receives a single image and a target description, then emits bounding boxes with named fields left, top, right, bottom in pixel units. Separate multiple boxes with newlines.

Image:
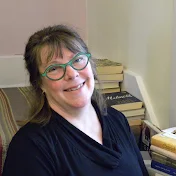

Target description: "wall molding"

left=122, top=70, right=160, bottom=129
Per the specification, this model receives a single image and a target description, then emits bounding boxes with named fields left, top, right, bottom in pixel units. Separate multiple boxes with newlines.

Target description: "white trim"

left=0, top=55, right=29, bottom=88
left=121, top=70, right=160, bottom=128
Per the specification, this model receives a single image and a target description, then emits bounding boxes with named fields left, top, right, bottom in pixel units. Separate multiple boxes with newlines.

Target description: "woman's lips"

left=65, top=82, right=85, bottom=92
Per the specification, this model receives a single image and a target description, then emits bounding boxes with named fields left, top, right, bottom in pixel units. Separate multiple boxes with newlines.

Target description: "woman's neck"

left=50, top=102, right=103, bottom=144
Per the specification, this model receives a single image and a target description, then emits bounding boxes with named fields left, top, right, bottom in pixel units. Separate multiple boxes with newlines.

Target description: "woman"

left=2, top=25, right=148, bottom=176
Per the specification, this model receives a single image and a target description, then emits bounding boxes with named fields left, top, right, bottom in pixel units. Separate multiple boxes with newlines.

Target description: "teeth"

left=67, top=83, right=84, bottom=92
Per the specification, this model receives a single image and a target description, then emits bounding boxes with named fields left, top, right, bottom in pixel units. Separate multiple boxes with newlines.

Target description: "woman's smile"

left=64, top=81, right=85, bottom=92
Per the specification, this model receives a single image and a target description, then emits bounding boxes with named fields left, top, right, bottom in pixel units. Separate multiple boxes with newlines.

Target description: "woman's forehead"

left=40, top=45, right=62, bottom=64
left=39, top=46, right=77, bottom=65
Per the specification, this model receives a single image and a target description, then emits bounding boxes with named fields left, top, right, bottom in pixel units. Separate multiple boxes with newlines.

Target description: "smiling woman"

left=2, top=25, right=149, bottom=176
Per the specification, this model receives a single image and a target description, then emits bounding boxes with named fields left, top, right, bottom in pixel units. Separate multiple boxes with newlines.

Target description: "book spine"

left=151, top=160, right=176, bottom=175
left=151, top=136, right=176, bottom=154
left=152, top=152, right=176, bottom=169
left=150, top=145, right=176, bottom=160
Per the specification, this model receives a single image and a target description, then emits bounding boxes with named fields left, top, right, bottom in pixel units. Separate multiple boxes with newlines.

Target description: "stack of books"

left=103, top=91, right=145, bottom=145
left=94, top=59, right=123, bottom=93
left=150, top=127, right=176, bottom=175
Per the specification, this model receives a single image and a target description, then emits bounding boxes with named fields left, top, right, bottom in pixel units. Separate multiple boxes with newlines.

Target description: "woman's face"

left=39, top=47, right=95, bottom=112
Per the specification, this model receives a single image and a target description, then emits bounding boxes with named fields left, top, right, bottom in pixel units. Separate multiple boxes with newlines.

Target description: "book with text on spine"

left=103, top=91, right=143, bottom=111
left=94, top=59, right=123, bottom=74
left=151, top=160, right=176, bottom=175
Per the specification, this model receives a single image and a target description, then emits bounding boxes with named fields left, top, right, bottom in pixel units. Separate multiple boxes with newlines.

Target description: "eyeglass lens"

left=46, top=54, right=89, bottom=80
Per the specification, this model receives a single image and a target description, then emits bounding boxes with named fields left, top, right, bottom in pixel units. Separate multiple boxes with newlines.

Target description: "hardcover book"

left=103, top=91, right=143, bottom=111
left=94, top=59, right=123, bottom=74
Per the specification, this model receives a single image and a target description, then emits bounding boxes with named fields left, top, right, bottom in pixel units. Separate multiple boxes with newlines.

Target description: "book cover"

left=151, top=151, right=176, bottom=169
left=139, top=120, right=161, bottom=151
left=151, top=132, right=176, bottom=154
left=121, top=108, right=145, bottom=117
left=103, top=91, right=143, bottom=111
left=150, top=145, right=176, bottom=160
left=94, top=59, right=123, bottom=74
left=98, top=73, right=123, bottom=81
left=151, top=160, right=176, bottom=175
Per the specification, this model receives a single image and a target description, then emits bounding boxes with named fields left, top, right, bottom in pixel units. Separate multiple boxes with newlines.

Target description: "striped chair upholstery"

left=0, top=87, right=32, bottom=175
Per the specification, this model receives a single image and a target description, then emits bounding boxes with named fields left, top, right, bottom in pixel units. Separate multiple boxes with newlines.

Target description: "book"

left=95, top=81, right=119, bottom=89
left=128, top=119, right=142, bottom=126
left=98, top=73, right=123, bottom=81
left=121, top=108, right=145, bottom=117
left=139, top=120, right=161, bottom=151
left=162, top=127, right=176, bottom=134
left=94, top=59, right=123, bottom=74
left=101, top=88, right=120, bottom=94
left=147, top=165, right=170, bottom=176
left=126, top=115, right=145, bottom=120
left=103, top=91, right=143, bottom=111
left=151, top=151, right=176, bottom=169
left=151, top=132, right=176, bottom=154
left=151, top=160, right=176, bottom=175
left=150, top=145, right=176, bottom=160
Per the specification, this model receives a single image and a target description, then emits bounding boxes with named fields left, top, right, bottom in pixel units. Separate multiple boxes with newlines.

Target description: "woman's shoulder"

left=10, top=118, right=57, bottom=148
left=106, top=107, right=127, bottom=123
left=105, top=107, right=130, bottom=132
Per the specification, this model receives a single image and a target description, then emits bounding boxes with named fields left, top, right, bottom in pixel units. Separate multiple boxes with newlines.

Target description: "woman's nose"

left=64, top=66, right=79, bottom=80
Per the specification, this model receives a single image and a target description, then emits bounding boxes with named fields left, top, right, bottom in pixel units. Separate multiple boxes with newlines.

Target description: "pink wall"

left=0, top=0, right=87, bottom=55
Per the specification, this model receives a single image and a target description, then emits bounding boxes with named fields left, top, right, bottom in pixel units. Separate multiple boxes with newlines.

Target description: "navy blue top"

left=2, top=104, right=149, bottom=176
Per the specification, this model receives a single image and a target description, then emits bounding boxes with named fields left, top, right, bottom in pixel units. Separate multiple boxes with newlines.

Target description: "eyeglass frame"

left=40, top=52, right=91, bottom=81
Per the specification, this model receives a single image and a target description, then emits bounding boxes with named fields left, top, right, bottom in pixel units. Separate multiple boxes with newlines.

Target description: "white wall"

left=87, top=0, right=173, bottom=129
left=170, top=1, right=176, bottom=127
left=0, top=0, right=87, bottom=87
left=0, top=0, right=87, bottom=55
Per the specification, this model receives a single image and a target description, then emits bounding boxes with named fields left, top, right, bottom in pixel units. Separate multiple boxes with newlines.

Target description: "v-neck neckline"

left=51, top=102, right=122, bottom=168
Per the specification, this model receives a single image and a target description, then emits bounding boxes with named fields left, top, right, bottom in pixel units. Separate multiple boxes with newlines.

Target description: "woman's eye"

left=48, top=66, right=57, bottom=72
left=75, top=57, right=83, bottom=63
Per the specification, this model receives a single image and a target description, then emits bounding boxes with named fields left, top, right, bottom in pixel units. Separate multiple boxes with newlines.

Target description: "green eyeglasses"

left=41, top=52, right=91, bottom=81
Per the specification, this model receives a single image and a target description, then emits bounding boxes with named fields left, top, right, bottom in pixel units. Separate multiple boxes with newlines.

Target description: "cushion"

left=0, top=87, right=31, bottom=175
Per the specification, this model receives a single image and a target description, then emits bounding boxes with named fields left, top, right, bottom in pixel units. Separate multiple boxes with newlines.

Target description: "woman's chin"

left=69, top=99, right=91, bottom=109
